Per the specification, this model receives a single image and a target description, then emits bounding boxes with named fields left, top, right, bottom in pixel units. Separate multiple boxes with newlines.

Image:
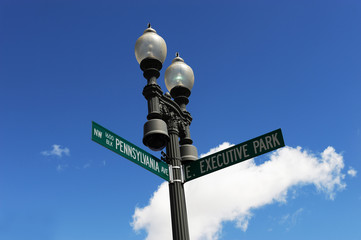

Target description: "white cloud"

left=41, top=144, right=70, bottom=157
left=279, top=208, right=304, bottom=231
left=279, top=213, right=290, bottom=224
left=291, top=208, right=304, bottom=224
left=56, top=164, right=68, bottom=172
left=347, top=167, right=357, bottom=177
left=200, top=142, right=234, bottom=158
left=132, top=144, right=346, bottom=240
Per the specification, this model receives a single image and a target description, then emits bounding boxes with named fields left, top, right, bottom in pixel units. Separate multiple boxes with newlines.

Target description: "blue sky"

left=1, top=0, right=360, bottom=239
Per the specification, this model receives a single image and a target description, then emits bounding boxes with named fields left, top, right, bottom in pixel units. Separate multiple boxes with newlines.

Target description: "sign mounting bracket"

left=169, top=165, right=185, bottom=183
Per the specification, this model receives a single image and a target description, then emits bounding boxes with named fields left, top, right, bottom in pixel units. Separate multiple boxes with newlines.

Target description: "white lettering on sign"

left=105, top=132, right=114, bottom=141
left=184, top=129, right=284, bottom=182
left=115, top=137, right=162, bottom=175
left=106, top=139, right=113, bottom=147
left=272, top=133, right=281, bottom=146
left=216, top=153, right=223, bottom=168
left=115, top=138, right=124, bottom=153
left=161, top=166, right=168, bottom=175
left=200, top=160, right=206, bottom=174
left=199, top=143, right=249, bottom=174
left=253, top=133, right=281, bottom=154
left=92, top=122, right=170, bottom=180
left=94, top=128, right=103, bottom=138
left=235, top=144, right=250, bottom=159
left=185, top=165, right=192, bottom=179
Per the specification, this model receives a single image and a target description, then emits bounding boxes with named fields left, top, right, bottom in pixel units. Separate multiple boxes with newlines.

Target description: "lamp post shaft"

left=136, top=26, right=196, bottom=239
left=167, top=120, right=190, bottom=240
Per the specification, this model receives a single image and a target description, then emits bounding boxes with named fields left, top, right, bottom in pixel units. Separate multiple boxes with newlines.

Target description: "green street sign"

left=91, top=121, right=169, bottom=181
left=183, top=129, right=285, bottom=182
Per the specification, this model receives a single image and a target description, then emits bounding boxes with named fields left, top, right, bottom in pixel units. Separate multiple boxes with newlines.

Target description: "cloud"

left=132, top=144, right=346, bottom=240
left=41, top=144, right=70, bottom=157
left=56, top=164, right=68, bottom=172
left=347, top=167, right=357, bottom=177
left=199, top=142, right=234, bottom=158
left=279, top=208, right=304, bottom=231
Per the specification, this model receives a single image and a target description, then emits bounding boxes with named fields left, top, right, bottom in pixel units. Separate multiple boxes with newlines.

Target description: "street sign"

left=183, top=128, right=285, bottom=182
left=91, top=121, right=169, bottom=181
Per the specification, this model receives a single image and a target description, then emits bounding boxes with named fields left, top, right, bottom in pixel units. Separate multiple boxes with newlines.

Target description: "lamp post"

left=135, top=24, right=198, bottom=240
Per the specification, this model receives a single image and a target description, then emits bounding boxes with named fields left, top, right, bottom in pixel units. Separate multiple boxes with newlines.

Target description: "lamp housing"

left=165, top=54, right=194, bottom=93
left=135, top=25, right=167, bottom=64
left=180, top=144, right=198, bottom=161
left=143, top=119, right=169, bottom=151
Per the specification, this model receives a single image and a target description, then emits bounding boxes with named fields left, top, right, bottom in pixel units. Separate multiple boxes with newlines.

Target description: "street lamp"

left=135, top=24, right=197, bottom=240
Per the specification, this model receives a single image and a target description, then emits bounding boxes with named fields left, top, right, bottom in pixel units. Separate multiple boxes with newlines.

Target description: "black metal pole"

left=167, top=119, right=190, bottom=240
left=140, top=57, right=192, bottom=240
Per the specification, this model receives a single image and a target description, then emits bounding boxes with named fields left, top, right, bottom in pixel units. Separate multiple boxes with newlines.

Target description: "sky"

left=1, top=0, right=361, bottom=239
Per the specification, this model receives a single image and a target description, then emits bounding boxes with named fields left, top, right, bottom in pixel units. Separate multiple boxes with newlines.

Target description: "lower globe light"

left=165, top=53, right=194, bottom=92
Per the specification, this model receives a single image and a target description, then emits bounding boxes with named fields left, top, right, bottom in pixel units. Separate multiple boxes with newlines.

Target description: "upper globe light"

left=135, top=24, right=167, bottom=64
left=164, top=53, right=194, bottom=92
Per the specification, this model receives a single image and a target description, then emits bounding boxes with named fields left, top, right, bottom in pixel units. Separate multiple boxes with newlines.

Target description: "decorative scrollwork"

left=159, top=102, right=170, bottom=118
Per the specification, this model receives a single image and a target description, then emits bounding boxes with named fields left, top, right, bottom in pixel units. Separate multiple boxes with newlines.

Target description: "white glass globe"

left=135, top=26, right=167, bottom=64
left=164, top=54, right=194, bottom=92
